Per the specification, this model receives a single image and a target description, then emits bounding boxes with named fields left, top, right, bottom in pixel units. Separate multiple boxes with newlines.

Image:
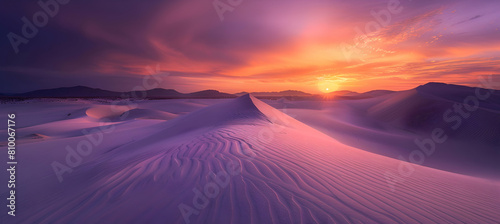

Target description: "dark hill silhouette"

left=235, top=90, right=312, bottom=97
left=1, top=86, right=236, bottom=99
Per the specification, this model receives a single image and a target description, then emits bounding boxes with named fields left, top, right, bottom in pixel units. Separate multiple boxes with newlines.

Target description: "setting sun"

left=318, top=79, right=339, bottom=93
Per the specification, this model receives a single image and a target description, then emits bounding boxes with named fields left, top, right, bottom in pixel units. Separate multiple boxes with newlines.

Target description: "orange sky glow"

left=2, top=0, right=500, bottom=94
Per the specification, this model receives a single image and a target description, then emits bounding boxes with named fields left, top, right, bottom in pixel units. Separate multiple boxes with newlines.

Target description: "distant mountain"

left=2, top=86, right=236, bottom=99
left=143, top=88, right=183, bottom=98
left=234, top=92, right=249, bottom=96
left=235, top=90, right=312, bottom=97
left=332, top=90, right=359, bottom=96
left=361, top=90, right=395, bottom=97
left=332, top=90, right=395, bottom=99
left=15, top=86, right=121, bottom=98
left=187, top=90, right=235, bottom=98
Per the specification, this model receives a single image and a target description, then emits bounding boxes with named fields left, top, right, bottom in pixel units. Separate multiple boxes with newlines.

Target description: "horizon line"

left=2, top=81, right=498, bottom=96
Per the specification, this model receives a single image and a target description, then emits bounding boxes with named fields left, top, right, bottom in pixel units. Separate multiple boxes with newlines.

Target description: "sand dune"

left=124, top=108, right=178, bottom=120
left=86, top=106, right=178, bottom=121
left=365, top=85, right=500, bottom=176
left=85, top=105, right=134, bottom=120
left=0, top=133, right=49, bottom=147
left=284, top=84, right=500, bottom=178
left=5, top=95, right=499, bottom=223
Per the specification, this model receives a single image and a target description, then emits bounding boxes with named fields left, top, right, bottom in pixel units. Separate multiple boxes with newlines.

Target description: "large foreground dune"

left=1, top=95, right=499, bottom=223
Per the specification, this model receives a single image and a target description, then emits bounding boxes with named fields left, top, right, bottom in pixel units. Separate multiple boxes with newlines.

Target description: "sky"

left=1, top=0, right=500, bottom=94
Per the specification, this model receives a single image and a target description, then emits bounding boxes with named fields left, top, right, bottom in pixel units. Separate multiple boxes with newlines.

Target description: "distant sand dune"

left=86, top=105, right=178, bottom=121
left=85, top=105, right=133, bottom=120
left=285, top=84, right=500, bottom=178
left=120, top=108, right=178, bottom=121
